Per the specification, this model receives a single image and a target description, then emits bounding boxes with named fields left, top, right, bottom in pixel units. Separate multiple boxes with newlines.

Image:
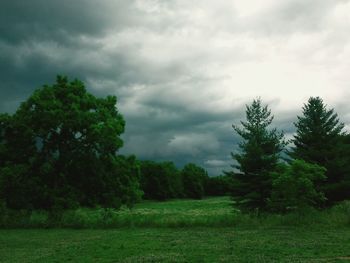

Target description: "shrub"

left=268, top=160, right=327, bottom=212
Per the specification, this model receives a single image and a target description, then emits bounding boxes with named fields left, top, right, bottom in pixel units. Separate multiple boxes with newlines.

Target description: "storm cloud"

left=1, top=0, right=350, bottom=174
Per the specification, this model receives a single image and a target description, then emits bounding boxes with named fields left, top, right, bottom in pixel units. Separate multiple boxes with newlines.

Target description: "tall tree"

left=291, top=97, right=348, bottom=203
left=228, top=98, right=286, bottom=210
left=0, top=76, right=142, bottom=209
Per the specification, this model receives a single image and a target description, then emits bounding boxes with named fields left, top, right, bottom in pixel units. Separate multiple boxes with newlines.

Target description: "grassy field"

left=1, top=227, right=350, bottom=262
left=1, top=196, right=240, bottom=228
left=1, top=197, right=350, bottom=262
left=2, top=196, right=350, bottom=228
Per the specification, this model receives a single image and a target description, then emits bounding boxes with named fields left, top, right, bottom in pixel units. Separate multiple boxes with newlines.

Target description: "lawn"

left=1, top=227, right=350, bottom=262
left=1, top=197, right=350, bottom=262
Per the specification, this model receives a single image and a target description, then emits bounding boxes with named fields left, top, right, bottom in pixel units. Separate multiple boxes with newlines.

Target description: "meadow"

left=1, top=197, right=350, bottom=262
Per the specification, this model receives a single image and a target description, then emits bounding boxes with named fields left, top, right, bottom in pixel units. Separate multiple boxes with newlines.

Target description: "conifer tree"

left=291, top=97, right=348, bottom=203
left=291, top=97, right=344, bottom=164
left=229, top=98, right=286, bottom=210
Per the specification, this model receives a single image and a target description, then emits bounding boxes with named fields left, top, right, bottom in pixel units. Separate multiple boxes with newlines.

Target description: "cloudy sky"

left=1, top=0, right=350, bottom=175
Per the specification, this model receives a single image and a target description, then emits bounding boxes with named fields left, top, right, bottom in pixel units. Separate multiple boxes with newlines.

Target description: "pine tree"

left=291, top=97, right=348, bottom=203
left=229, top=98, right=286, bottom=210
left=292, top=97, right=344, bottom=164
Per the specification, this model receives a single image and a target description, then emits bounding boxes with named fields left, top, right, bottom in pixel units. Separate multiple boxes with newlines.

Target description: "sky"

left=1, top=0, right=350, bottom=175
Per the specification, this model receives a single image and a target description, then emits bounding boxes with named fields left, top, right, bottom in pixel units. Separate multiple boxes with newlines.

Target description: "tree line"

left=0, top=76, right=349, bottom=212
left=0, top=76, right=230, bottom=211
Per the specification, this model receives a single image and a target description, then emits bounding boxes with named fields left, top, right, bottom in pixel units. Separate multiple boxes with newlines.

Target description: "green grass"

left=2, top=196, right=350, bottom=228
left=1, top=227, right=350, bottom=262
left=1, top=197, right=350, bottom=261
left=1, top=197, right=242, bottom=228
left=119, top=196, right=239, bottom=227
left=60, top=196, right=239, bottom=228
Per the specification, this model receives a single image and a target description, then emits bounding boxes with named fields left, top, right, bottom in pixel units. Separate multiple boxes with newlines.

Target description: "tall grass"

left=0, top=197, right=349, bottom=229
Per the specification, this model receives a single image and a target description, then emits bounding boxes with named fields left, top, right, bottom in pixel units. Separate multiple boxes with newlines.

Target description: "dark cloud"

left=0, top=0, right=140, bottom=43
left=1, top=1, right=350, bottom=174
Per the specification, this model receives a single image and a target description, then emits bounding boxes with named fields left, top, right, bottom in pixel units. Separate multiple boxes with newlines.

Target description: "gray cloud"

left=1, top=0, right=350, bottom=175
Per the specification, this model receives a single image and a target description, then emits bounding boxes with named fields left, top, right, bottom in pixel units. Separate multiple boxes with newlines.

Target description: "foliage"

left=291, top=97, right=349, bottom=204
left=140, top=160, right=183, bottom=200
left=291, top=97, right=344, bottom=164
left=181, top=163, right=208, bottom=199
left=322, top=134, right=350, bottom=202
left=228, top=98, right=286, bottom=210
left=101, top=155, right=143, bottom=209
left=204, top=175, right=232, bottom=196
left=268, top=160, right=327, bottom=212
left=0, top=76, right=141, bottom=209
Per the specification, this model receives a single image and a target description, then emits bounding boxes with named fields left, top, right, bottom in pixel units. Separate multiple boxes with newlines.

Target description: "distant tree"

left=291, top=97, right=348, bottom=203
left=182, top=163, right=207, bottom=199
left=103, top=155, right=143, bottom=208
left=204, top=175, right=232, bottom=196
left=0, top=76, right=141, bottom=209
left=228, top=98, right=286, bottom=210
left=268, top=160, right=326, bottom=212
left=140, top=161, right=183, bottom=200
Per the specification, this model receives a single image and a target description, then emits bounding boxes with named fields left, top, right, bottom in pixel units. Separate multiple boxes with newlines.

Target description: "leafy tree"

left=291, top=97, right=347, bottom=203
left=268, top=160, right=326, bottom=212
left=0, top=76, right=141, bottom=209
left=181, top=163, right=207, bottom=199
left=204, top=175, right=232, bottom=196
left=140, top=161, right=183, bottom=200
left=228, top=98, right=286, bottom=210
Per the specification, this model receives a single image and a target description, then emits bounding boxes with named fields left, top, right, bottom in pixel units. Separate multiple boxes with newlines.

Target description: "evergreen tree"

left=291, top=97, right=348, bottom=203
left=228, top=98, right=286, bottom=210
left=291, top=97, right=344, bottom=164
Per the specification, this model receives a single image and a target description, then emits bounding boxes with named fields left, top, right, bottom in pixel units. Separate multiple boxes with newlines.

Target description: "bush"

left=268, top=160, right=327, bottom=212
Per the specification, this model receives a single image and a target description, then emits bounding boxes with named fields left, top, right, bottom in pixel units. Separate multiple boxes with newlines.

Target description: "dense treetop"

left=0, top=76, right=141, bottom=209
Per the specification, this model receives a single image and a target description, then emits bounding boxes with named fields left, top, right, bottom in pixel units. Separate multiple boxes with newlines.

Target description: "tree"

left=204, top=175, right=232, bottom=196
left=228, top=98, right=286, bottom=210
left=291, top=97, right=347, bottom=203
left=0, top=76, right=141, bottom=209
left=325, top=134, right=350, bottom=202
left=140, top=161, right=183, bottom=200
left=291, top=97, right=344, bottom=165
left=181, top=163, right=208, bottom=199
left=268, top=160, right=326, bottom=212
